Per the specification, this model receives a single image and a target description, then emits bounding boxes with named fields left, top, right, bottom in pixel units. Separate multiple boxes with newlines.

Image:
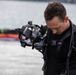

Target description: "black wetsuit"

left=43, top=20, right=76, bottom=75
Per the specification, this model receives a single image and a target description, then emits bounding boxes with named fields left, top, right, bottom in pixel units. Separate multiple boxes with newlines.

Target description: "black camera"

left=15, top=21, right=47, bottom=51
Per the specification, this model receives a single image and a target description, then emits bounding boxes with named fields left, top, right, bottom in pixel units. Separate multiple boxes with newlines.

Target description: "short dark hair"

left=44, top=2, right=67, bottom=21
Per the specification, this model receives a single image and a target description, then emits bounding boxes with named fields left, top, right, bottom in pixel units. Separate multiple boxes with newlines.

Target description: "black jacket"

left=42, top=20, right=76, bottom=75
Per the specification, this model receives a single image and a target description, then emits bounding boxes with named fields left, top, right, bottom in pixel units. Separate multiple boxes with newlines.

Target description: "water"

left=0, top=41, right=43, bottom=75
left=0, top=1, right=47, bottom=29
left=0, top=1, right=76, bottom=29
left=0, top=1, right=76, bottom=75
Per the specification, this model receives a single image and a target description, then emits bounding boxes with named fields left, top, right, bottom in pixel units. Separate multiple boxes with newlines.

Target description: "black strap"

left=67, top=25, right=76, bottom=57
left=66, top=24, right=76, bottom=75
left=57, top=28, right=71, bottom=53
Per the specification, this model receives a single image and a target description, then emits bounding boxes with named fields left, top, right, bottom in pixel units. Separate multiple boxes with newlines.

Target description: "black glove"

left=34, top=41, right=44, bottom=51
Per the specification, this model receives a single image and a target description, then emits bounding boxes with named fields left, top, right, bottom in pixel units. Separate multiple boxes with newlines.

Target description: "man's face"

left=46, top=16, right=67, bottom=35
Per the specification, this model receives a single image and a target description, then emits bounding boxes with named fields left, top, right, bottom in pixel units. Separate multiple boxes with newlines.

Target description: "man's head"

left=44, top=2, right=70, bottom=35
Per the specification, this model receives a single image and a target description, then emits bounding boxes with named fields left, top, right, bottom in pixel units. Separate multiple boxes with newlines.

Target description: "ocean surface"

left=0, top=1, right=76, bottom=29
left=0, top=1, right=76, bottom=75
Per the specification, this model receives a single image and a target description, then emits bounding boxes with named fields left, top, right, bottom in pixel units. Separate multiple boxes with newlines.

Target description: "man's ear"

left=65, top=16, right=68, bottom=22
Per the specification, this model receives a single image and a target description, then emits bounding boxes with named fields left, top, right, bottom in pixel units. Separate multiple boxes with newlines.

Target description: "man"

left=18, top=2, right=76, bottom=75
left=42, top=2, right=76, bottom=75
